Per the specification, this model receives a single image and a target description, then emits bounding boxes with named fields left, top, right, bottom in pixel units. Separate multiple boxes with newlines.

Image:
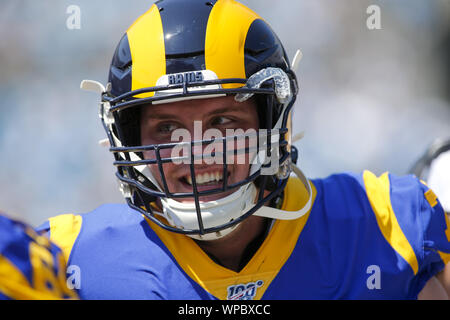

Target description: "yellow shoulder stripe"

left=48, top=214, right=82, bottom=263
left=363, top=171, right=419, bottom=275
left=443, top=212, right=450, bottom=242
left=424, top=189, right=438, bottom=208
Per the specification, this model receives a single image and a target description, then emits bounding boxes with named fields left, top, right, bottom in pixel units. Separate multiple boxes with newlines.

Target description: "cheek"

left=143, top=146, right=175, bottom=162
left=146, top=163, right=178, bottom=192
left=231, top=163, right=252, bottom=183
left=140, top=123, right=150, bottom=146
left=141, top=152, right=160, bottom=181
left=143, top=149, right=180, bottom=185
left=142, top=150, right=155, bottom=160
left=247, top=102, right=259, bottom=129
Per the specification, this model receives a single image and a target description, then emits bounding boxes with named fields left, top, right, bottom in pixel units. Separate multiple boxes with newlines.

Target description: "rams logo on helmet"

left=168, top=71, right=204, bottom=85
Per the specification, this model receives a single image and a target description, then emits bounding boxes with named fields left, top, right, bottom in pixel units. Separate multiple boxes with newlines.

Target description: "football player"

left=38, top=0, right=450, bottom=299
left=0, top=213, right=78, bottom=300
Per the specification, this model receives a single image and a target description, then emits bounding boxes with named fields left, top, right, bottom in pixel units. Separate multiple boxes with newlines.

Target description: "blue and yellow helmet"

left=90, top=0, right=307, bottom=239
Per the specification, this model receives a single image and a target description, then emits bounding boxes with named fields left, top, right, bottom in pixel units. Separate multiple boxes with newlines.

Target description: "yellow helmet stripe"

left=205, top=0, right=260, bottom=89
left=126, top=4, right=166, bottom=97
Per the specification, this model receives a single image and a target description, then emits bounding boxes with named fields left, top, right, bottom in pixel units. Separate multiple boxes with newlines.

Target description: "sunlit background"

left=0, top=0, right=449, bottom=226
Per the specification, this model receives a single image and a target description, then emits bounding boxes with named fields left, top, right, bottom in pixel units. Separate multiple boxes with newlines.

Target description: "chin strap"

left=254, top=163, right=313, bottom=220
left=188, top=163, right=312, bottom=241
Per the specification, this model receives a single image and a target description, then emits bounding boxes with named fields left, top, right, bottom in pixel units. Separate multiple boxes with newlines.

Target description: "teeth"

left=198, top=173, right=206, bottom=184
left=185, top=171, right=223, bottom=185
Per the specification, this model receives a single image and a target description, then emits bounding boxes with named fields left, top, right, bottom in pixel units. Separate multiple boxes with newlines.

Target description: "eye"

left=157, top=122, right=179, bottom=134
left=210, top=116, right=233, bottom=127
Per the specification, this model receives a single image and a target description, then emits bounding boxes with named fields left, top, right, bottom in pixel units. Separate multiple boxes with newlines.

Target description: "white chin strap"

left=254, top=164, right=313, bottom=220
left=160, top=183, right=257, bottom=241
left=159, top=163, right=312, bottom=241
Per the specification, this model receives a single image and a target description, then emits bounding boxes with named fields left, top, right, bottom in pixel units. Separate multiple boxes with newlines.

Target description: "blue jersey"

left=37, top=171, right=450, bottom=299
left=0, top=214, right=78, bottom=300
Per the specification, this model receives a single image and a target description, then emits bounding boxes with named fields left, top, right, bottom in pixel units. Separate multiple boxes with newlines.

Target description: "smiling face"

left=140, top=95, right=259, bottom=202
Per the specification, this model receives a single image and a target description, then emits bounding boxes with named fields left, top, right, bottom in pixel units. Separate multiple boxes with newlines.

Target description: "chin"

left=178, top=188, right=239, bottom=203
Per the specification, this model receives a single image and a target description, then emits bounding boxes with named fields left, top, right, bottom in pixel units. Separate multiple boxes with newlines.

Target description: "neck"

left=194, top=216, right=270, bottom=272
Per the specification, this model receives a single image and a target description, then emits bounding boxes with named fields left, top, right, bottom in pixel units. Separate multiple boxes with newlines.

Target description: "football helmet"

left=81, top=0, right=312, bottom=240
left=410, top=138, right=450, bottom=212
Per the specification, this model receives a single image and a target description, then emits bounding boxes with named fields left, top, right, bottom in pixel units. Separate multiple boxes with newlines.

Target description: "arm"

left=436, top=262, right=450, bottom=297
left=0, top=216, right=78, bottom=300
left=418, top=272, right=449, bottom=300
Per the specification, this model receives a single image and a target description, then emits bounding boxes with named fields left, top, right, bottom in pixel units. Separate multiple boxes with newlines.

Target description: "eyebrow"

left=145, top=113, right=178, bottom=120
left=206, top=105, right=246, bottom=117
left=145, top=104, right=247, bottom=120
